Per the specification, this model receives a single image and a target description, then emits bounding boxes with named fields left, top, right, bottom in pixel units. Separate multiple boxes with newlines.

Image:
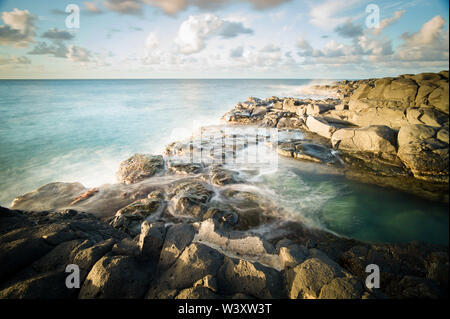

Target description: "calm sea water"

left=0, top=79, right=448, bottom=245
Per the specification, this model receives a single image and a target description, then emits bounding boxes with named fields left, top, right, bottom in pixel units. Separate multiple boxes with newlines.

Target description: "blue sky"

left=0, top=0, right=448, bottom=78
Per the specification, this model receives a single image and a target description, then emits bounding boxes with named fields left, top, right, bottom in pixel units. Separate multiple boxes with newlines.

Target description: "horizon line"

left=0, top=77, right=351, bottom=80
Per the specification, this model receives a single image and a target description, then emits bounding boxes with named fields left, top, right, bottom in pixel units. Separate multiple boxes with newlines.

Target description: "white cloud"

left=103, top=0, right=142, bottom=15
left=309, top=0, right=361, bottom=29
left=28, top=41, right=68, bottom=58
left=260, top=44, right=281, bottom=52
left=145, top=32, right=159, bottom=49
left=84, top=1, right=103, bottom=14
left=141, top=0, right=291, bottom=15
left=334, top=19, right=363, bottom=38
left=175, top=14, right=253, bottom=55
left=42, top=28, right=75, bottom=41
left=0, top=8, right=36, bottom=47
left=66, top=45, right=92, bottom=62
left=396, top=15, right=449, bottom=62
left=0, top=55, right=31, bottom=66
left=372, top=10, right=405, bottom=35
left=230, top=46, right=244, bottom=58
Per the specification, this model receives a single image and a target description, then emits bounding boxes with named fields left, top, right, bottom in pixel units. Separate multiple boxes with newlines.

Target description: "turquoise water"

left=0, top=79, right=313, bottom=205
left=260, top=168, right=449, bottom=245
left=0, top=79, right=448, bottom=245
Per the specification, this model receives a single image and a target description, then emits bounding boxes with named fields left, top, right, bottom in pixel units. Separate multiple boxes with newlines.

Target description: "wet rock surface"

left=223, top=71, right=449, bottom=201
left=117, top=154, right=164, bottom=184
left=1, top=71, right=449, bottom=299
left=0, top=205, right=447, bottom=299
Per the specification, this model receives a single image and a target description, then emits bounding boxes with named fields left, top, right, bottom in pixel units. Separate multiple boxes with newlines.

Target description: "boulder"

left=79, top=255, right=153, bottom=299
left=194, top=219, right=281, bottom=269
left=218, top=257, right=285, bottom=298
left=331, top=125, right=397, bottom=155
left=406, top=107, right=448, bottom=127
left=428, top=79, right=449, bottom=114
left=382, top=78, right=418, bottom=107
left=161, top=243, right=224, bottom=290
left=210, top=167, right=242, bottom=186
left=116, top=154, right=164, bottom=184
left=167, top=161, right=203, bottom=175
left=11, top=182, right=86, bottom=212
left=306, top=116, right=339, bottom=139
left=318, top=277, right=365, bottom=299
left=111, top=238, right=139, bottom=256
left=159, top=223, right=196, bottom=269
left=348, top=107, right=409, bottom=129
left=0, top=271, right=74, bottom=299
left=276, top=117, right=303, bottom=129
left=397, top=124, right=449, bottom=182
left=279, top=245, right=309, bottom=269
left=283, top=98, right=302, bottom=113
left=139, top=221, right=166, bottom=259
left=175, top=286, right=219, bottom=299
left=286, top=257, right=347, bottom=299
left=168, top=181, right=213, bottom=218
left=72, top=238, right=115, bottom=281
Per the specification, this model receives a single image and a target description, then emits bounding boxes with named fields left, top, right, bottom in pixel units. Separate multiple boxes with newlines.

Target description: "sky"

left=0, top=0, right=448, bottom=79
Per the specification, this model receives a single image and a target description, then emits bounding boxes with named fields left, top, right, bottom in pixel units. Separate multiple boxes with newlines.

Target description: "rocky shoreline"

left=0, top=71, right=448, bottom=299
left=223, top=70, right=449, bottom=201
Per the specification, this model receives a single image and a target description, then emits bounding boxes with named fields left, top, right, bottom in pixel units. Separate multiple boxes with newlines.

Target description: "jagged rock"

left=194, top=219, right=281, bottom=269
left=349, top=106, right=409, bottom=129
left=110, top=192, right=165, bottom=236
left=79, top=255, right=153, bottom=299
left=159, top=223, right=196, bottom=269
left=293, top=142, right=335, bottom=163
left=251, top=106, right=268, bottom=118
left=139, top=221, right=166, bottom=259
left=0, top=237, right=53, bottom=283
left=396, top=276, right=441, bottom=298
left=210, top=167, right=242, bottom=185
left=168, top=181, right=213, bottom=218
left=159, top=243, right=224, bottom=291
left=306, top=116, right=340, bottom=139
left=202, top=206, right=239, bottom=227
left=116, top=154, right=164, bottom=184
left=220, top=189, right=277, bottom=230
left=72, top=238, right=115, bottom=280
left=397, top=124, right=449, bottom=182
left=283, top=98, right=303, bottom=113
left=167, top=161, right=203, bottom=175
left=306, top=103, right=332, bottom=116
left=286, top=257, right=349, bottom=299
left=112, top=238, right=139, bottom=256
left=331, top=125, right=398, bottom=156
left=428, top=79, right=449, bottom=114
left=116, top=193, right=164, bottom=217
left=279, top=245, right=309, bottom=269
left=406, top=107, right=448, bottom=127
left=30, top=239, right=84, bottom=274
left=0, top=271, right=75, bottom=299
left=193, top=275, right=219, bottom=292
left=318, top=277, right=365, bottom=299
left=218, top=257, right=285, bottom=298
left=11, top=182, right=86, bottom=211
left=426, top=251, right=449, bottom=284
left=175, top=286, right=219, bottom=299
left=277, top=117, right=303, bottom=129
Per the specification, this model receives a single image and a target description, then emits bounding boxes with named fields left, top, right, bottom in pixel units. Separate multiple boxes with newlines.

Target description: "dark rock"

left=116, top=154, right=164, bottom=184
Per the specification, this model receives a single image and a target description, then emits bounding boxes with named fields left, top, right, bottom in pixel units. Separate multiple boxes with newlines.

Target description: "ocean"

left=0, top=79, right=448, bottom=244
